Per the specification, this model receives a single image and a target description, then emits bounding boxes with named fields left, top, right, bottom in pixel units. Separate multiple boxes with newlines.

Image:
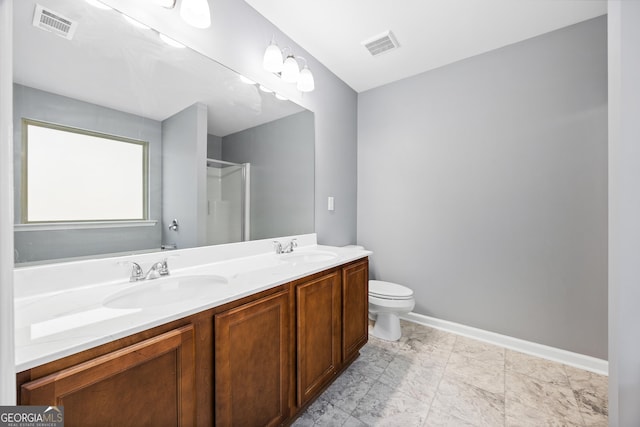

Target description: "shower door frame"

left=206, top=158, right=250, bottom=242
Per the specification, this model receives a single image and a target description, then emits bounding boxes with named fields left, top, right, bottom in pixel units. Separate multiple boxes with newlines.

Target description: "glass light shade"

left=259, top=85, right=273, bottom=93
left=281, top=55, right=300, bottom=83
left=263, top=43, right=283, bottom=73
left=180, top=0, right=211, bottom=29
left=297, top=66, right=315, bottom=92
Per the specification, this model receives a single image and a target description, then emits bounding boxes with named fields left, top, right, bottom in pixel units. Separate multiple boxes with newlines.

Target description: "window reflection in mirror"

left=22, top=119, right=148, bottom=223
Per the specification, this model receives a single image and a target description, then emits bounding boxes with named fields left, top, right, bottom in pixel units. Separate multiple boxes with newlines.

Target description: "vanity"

left=14, top=235, right=370, bottom=426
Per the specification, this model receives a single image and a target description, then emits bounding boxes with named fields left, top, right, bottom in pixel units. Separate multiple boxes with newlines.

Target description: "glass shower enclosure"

left=206, top=158, right=250, bottom=245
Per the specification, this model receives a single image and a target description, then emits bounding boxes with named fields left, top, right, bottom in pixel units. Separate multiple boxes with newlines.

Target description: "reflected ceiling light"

left=262, top=40, right=315, bottom=92
left=123, top=15, right=150, bottom=29
left=159, top=33, right=185, bottom=48
left=263, top=41, right=283, bottom=73
left=85, top=0, right=112, bottom=10
left=240, top=75, right=256, bottom=85
left=259, top=85, right=273, bottom=93
left=297, top=65, right=315, bottom=92
left=180, top=0, right=211, bottom=29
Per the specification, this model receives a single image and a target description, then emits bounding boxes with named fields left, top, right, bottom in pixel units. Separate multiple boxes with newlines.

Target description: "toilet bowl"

left=368, top=280, right=415, bottom=341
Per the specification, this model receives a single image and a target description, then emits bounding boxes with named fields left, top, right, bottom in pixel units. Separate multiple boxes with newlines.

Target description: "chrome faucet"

left=274, top=238, right=298, bottom=254
left=129, top=259, right=170, bottom=282
left=144, top=259, right=170, bottom=280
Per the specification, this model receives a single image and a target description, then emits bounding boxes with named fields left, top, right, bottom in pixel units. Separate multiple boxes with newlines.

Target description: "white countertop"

left=14, top=235, right=371, bottom=372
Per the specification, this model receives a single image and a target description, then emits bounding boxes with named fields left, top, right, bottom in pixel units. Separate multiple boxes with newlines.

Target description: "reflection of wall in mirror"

left=160, top=102, right=208, bottom=251
left=222, top=111, right=315, bottom=240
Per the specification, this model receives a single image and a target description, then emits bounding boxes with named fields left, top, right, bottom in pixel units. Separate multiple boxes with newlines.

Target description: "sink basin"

left=280, top=250, right=338, bottom=264
left=103, top=275, right=228, bottom=309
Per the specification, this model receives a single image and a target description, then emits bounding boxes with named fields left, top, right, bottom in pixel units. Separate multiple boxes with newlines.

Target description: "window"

left=22, top=119, right=148, bottom=223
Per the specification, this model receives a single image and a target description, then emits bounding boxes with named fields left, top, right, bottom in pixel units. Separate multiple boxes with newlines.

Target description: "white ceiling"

left=244, top=0, right=607, bottom=93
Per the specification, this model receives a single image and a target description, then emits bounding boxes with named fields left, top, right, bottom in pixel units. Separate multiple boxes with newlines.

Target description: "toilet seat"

left=369, top=280, right=413, bottom=300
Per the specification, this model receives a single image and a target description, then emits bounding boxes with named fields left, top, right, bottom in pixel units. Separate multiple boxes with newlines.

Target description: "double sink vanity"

left=14, top=234, right=371, bottom=426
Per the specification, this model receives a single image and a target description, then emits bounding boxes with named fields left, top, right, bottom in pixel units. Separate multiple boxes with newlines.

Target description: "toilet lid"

left=369, top=280, right=413, bottom=299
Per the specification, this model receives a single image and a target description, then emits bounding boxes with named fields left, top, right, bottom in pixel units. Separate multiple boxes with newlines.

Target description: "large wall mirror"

left=13, top=0, right=315, bottom=265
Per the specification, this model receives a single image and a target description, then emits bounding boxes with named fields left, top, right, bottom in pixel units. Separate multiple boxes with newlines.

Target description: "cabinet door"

left=296, top=271, right=341, bottom=406
left=21, top=325, right=196, bottom=427
left=342, top=260, right=369, bottom=362
left=215, top=290, right=291, bottom=427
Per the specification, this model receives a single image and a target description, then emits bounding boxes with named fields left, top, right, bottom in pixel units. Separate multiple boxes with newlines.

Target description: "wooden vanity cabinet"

left=214, top=289, right=292, bottom=427
left=16, top=257, right=369, bottom=427
left=20, top=325, right=196, bottom=427
left=341, top=259, right=369, bottom=363
left=295, top=270, right=341, bottom=406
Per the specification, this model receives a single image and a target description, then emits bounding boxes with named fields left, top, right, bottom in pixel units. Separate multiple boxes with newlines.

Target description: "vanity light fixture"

left=275, top=93, right=288, bottom=101
left=159, top=33, right=185, bottom=48
left=259, top=85, right=273, bottom=93
left=180, top=0, right=211, bottom=29
left=85, top=0, right=112, bottom=10
left=262, top=41, right=315, bottom=92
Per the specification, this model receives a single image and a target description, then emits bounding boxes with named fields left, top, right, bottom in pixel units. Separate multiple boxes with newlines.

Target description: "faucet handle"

left=291, top=238, right=298, bottom=249
left=273, top=241, right=283, bottom=254
left=158, top=258, right=170, bottom=276
left=129, top=262, right=144, bottom=282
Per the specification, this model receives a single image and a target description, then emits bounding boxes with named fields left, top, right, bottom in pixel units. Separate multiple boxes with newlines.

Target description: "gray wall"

left=358, top=18, right=607, bottom=358
left=608, top=2, right=640, bottom=425
left=222, top=111, right=314, bottom=240
left=207, top=134, right=222, bottom=160
left=102, top=0, right=358, bottom=247
left=12, top=84, right=163, bottom=263
left=161, top=103, right=208, bottom=249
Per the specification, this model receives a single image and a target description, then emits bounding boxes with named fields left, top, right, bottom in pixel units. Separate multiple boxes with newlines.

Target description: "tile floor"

left=293, top=320, right=608, bottom=427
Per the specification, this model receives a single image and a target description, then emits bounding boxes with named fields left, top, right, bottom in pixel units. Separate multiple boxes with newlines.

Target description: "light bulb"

left=180, top=0, right=211, bottom=29
left=159, top=33, right=185, bottom=48
left=281, top=55, right=300, bottom=83
left=297, top=66, right=315, bottom=92
left=263, top=43, right=283, bottom=73
left=86, top=0, right=112, bottom=10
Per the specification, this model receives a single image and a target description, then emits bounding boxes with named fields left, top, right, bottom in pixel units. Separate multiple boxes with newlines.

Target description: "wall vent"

left=361, top=31, right=399, bottom=56
left=32, top=4, right=78, bottom=40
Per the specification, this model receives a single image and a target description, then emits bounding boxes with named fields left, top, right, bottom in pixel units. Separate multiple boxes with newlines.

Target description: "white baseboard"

left=401, top=312, right=608, bottom=376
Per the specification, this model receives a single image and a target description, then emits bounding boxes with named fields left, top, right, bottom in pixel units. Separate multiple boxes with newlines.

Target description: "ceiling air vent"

left=32, top=4, right=78, bottom=40
left=362, top=30, right=399, bottom=56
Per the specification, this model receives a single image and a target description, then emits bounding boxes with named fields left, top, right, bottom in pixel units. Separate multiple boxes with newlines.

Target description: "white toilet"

left=368, top=280, right=415, bottom=341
